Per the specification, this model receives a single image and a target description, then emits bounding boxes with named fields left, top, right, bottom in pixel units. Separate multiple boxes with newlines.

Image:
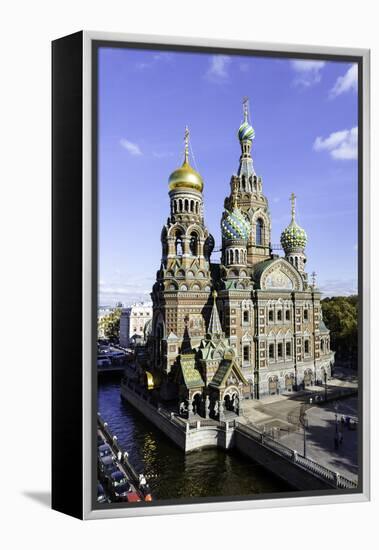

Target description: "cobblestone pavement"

left=240, top=376, right=358, bottom=481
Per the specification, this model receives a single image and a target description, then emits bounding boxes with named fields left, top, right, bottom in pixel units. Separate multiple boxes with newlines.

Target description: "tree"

left=321, top=295, right=358, bottom=367
left=98, top=307, right=122, bottom=342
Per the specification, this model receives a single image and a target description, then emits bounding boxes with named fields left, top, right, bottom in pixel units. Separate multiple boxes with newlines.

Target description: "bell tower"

left=151, top=128, right=214, bottom=380
left=224, top=98, right=272, bottom=265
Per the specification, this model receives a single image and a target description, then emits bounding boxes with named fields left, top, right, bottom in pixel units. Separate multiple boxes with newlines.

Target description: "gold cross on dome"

left=184, top=126, right=190, bottom=163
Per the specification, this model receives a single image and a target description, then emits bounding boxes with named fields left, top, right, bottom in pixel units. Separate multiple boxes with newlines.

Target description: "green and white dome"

left=221, top=207, right=251, bottom=241
left=281, top=221, right=307, bottom=251
left=281, top=193, right=307, bottom=252
left=238, top=120, right=255, bottom=142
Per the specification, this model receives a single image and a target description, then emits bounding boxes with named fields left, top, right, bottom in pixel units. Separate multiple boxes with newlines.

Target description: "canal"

left=98, top=379, right=294, bottom=501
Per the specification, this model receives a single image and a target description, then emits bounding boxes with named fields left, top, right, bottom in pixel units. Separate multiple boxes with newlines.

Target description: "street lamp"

left=300, top=405, right=308, bottom=458
left=334, top=402, right=339, bottom=449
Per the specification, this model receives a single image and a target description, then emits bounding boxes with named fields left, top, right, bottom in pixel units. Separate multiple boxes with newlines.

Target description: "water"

left=98, top=379, right=293, bottom=501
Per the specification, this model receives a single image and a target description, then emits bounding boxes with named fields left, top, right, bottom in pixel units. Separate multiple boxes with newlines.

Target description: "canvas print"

left=95, top=45, right=360, bottom=507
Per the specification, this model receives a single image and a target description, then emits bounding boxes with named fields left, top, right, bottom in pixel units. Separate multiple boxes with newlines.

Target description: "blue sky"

left=98, top=47, right=358, bottom=307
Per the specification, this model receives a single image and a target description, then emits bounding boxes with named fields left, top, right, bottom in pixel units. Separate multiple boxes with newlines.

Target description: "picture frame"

left=52, top=30, right=370, bottom=520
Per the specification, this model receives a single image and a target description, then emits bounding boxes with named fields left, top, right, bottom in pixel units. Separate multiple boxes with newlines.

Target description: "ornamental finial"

left=290, top=192, right=297, bottom=222
left=311, top=271, right=317, bottom=288
left=184, top=126, right=190, bottom=164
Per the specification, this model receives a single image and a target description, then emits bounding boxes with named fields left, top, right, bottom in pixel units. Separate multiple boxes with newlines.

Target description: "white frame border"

left=82, top=31, right=370, bottom=520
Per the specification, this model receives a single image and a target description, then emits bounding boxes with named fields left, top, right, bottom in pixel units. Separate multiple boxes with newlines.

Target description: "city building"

left=134, top=100, right=334, bottom=417
left=119, top=302, right=153, bottom=348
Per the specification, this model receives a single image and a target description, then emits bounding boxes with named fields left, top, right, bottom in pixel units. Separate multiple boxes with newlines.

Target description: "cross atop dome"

left=184, top=125, right=190, bottom=164
left=243, top=96, right=250, bottom=123
left=290, top=192, right=297, bottom=222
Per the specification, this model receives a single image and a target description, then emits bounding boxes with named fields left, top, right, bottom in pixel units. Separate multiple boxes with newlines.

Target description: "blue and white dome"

left=221, top=207, right=251, bottom=241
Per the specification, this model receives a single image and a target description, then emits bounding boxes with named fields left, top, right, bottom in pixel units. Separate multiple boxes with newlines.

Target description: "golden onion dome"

left=168, top=160, right=203, bottom=192
left=168, top=126, right=203, bottom=193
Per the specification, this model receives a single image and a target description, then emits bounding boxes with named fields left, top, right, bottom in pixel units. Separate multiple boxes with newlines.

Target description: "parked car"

left=98, top=443, right=111, bottom=458
left=97, top=482, right=107, bottom=504
left=108, top=470, right=129, bottom=489
left=97, top=356, right=112, bottom=368
left=99, top=455, right=118, bottom=477
left=126, top=491, right=141, bottom=503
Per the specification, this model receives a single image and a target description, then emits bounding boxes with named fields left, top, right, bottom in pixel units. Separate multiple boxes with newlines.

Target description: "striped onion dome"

left=280, top=219, right=307, bottom=252
left=238, top=121, right=255, bottom=142
left=221, top=207, right=251, bottom=241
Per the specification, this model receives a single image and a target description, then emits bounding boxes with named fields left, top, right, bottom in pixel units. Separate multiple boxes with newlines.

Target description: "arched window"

left=277, top=343, right=283, bottom=358
left=286, top=342, right=291, bottom=356
left=256, top=219, right=264, bottom=246
left=277, top=309, right=282, bottom=321
left=269, top=343, right=274, bottom=359
left=304, top=339, right=310, bottom=354
left=189, top=232, right=198, bottom=256
left=175, top=233, right=184, bottom=256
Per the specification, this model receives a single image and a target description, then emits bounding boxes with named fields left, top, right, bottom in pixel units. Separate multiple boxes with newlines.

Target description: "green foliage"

left=98, top=307, right=122, bottom=342
left=321, top=295, right=358, bottom=365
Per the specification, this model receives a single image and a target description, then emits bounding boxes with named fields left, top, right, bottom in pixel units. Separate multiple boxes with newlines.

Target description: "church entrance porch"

left=223, top=388, right=241, bottom=415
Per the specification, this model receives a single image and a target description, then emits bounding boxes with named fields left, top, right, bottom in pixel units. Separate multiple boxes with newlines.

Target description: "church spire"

left=237, top=97, right=255, bottom=177
left=208, top=290, right=223, bottom=335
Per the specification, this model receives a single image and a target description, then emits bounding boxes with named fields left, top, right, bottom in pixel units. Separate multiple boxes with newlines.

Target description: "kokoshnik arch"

left=132, top=98, right=335, bottom=419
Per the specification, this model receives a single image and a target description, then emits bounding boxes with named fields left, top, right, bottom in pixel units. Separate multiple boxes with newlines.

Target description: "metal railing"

left=235, top=423, right=358, bottom=489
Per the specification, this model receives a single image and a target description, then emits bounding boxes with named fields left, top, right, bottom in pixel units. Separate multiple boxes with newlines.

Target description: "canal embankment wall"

left=121, top=380, right=357, bottom=491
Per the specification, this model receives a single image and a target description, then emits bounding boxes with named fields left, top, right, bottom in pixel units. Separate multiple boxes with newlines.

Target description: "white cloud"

left=239, top=61, right=249, bottom=73
left=319, top=278, right=357, bottom=298
left=330, top=64, right=358, bottom=98
left=120, top=138, right=142, bottom=156
left=99, top=278, right=153, bottom=307
left=313, top=127, right=358, bottom=160
left=291, top=59, right=326, bottom=87
left=136, top=53, right=173, bottom=70
left=206, top=55, right=231, bottom=82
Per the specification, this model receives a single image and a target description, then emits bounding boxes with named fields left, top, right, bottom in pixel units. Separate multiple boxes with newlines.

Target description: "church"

left=134, top=100, right=335, bottom=418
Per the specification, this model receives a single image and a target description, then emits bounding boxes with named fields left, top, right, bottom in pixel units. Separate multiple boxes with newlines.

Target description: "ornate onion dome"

left=238, top=97, right=255, bottom=142
left=280, top=193, right=307, bottom=252
left=221, top=203, right=251, bottom=241
left=168, top=126, right=203, bottom=192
